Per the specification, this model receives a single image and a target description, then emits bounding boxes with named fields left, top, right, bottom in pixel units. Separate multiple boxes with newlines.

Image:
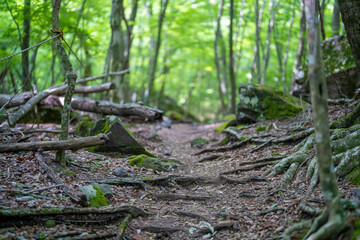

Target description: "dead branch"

left=0, top=92, right=33, bottom=108
left=0, top=134, right=108, bottom=152
left=56, top=82, right=116, bottom=95
left=76, top=70, right=129, bottom=85
left=35, top=152, right=87, bottom=204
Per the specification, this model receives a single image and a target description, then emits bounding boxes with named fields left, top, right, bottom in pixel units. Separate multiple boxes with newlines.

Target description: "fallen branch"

left=57, top=82, right=116, bottom=95
left=35, top=152, right=86, bottom=204
left=0, top=92, right=33, bottom=108
left=0, top=134, right=108, bottom=152
left=76, top=70, right=130, bottom=85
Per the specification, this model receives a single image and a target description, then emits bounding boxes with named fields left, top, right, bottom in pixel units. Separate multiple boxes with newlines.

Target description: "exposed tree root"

left=191, top=221, right=238, bottom=238
left=116, top=214, right=131, bottom=240
left=147, top=193, right=212, bottom=201
left=198, top=154, right=222, bottom=163
left=221, top=161, right=279, bottom=175
left=255, top=207, right=285, bottom=216
left=174, top=210, right=212, bottom=223
left=138, top=226, right=185, bottom=233
left=0, top=205, right=149, bottom=228
left=194, top=137, right=250, bottom=155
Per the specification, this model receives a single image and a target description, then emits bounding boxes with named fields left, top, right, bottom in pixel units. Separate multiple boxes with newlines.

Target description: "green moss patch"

left=191, top=137, right=209, bottom=148
left=215, top=115, right=237, bottom=133
left=345, top=167, right=360, bottom=185
left=351, top=218, right=360, bottom=240
left=128, top=154, right=181, bottom=172
left=167, top=111, right=185, bottom=120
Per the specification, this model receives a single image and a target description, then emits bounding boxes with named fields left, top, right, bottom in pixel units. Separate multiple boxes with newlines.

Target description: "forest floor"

left=0, top=103, right=359, bottom=239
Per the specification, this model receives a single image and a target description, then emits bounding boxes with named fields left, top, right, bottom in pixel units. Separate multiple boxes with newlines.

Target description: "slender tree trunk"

left=144, top=0, right=169, bottom=105
left=214, top=0, right=226, bottom=113
left=109, top=0, right=125, bottom=103
left=261, top=0, right=278, bottom=84
left=219, top=30, right=228, bottom=99
left=290, top=0, right=306, bottom=93
left=281, top=0, right=296, bottom=92
left=21, top=0, right=31, bottom=91
left=120, top=0, right=138, bottom=103
left=52, top=0, right=78, bottom=165
left=338, top=0, right=360, bottom=70
left=234, top=0, right=246, bottom=73
left=317, top=0, right=326, bottom=40
left=229, top=0, right=236, bottom=114
left=251, top=0, right=265, bottom=84
left=332, top=0, right=340, bottom=36
left=274, top=28, right=283, bottom=88
left=304, top=0, right=348, bottom=238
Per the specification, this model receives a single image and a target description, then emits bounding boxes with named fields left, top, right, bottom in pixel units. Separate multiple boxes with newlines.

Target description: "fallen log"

left=0, top=133, right=108, bottom=152
left=41, top=96, right=163, bottom=121
left=0, top=92, right=33, bottom=108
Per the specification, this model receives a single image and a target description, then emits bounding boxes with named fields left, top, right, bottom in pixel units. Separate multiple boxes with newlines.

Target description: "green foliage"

left=351, top=218, right=360, bottom=240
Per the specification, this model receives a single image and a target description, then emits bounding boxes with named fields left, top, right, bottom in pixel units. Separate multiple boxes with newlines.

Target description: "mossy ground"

left=128, top=154, right=180, bottom=171
left=345, top=167, right=360, bottom=185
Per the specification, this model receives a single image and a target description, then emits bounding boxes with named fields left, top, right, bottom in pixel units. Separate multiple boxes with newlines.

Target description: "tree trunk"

left=214, top=0, right=226, bottom=113
left=52, top=0, right=78, bottom=165
left=332, top=0, right=340, bottom=36
left=261, top=0, right=278, bottom=85
left=281, top=0, right=296, bottom=92
left=290, top=0, right=306, bottom=93
left=229, top=0, right=236, bottom=114
left=304, top=0, right=348, bottom=238
left=144, top=0, right=169, bottom=105
left=338, top=0, right=360, bottom=69
left=110, top=0, right=125, bottom=103
left=251, top=0, right=264, bottom=84
left=21, top=0, right=31, bottom=91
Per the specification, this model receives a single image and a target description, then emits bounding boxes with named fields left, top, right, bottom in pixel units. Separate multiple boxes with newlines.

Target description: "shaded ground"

left=0, top=104, right=358, bottom=239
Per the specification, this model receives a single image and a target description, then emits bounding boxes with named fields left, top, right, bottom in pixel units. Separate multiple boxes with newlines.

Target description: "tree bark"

left=332, top=0, right=340, bottom=36
left=0, top=134, right=108, bottom=153
left=338, top=0, right=360, bottom=69
left=52, top=0, right=78, bottom=164
left=251, top=0, right=265, bottom=84
left=21, top=0, right=31, bottom=91
left=229, top=0, right=236, bottom=114
left=304, top=0, right=348, bottom=238
left=0, top=92, right=33, bottom=108
left=144, top=0, right=169, bottom=105
left=110, top=0, right=125, bottom=103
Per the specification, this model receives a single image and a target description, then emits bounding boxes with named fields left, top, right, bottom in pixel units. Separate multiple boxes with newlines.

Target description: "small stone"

left=93, top=183, right=114, bottom=197
left=114, top=167, right=129, bottom=177
left=27, top=200, right=36, bottom=208
left=160, top=120, right=172, bottom=128
left=163, top=150, right=171, bottom=156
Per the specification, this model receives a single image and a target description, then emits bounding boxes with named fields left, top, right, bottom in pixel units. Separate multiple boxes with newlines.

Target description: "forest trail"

left=1, top=108, right=357, bottom=239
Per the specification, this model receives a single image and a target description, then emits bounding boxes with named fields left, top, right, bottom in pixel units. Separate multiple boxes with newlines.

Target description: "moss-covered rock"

left=167, top=111, right=185, bottom=121
left=292, top=35, right=359, bottom=99
left=128, top=154, right=181, bottom=171
left=191, top=137, right=209, bottom=148
left=237, top=84, right=308, bottom=123
left=345, top=167, right=360, bottom=185
left=215, top=115, right=238, bottom=133
left=79, top=185, right=109, bottom=207
left=88, top=116, right=154, bottom=156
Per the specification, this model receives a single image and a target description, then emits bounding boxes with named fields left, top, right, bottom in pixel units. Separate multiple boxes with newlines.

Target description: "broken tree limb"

left=35, top=152, right=86, bottom=204
left=76, top=70, right=130, bottom=85
left=0, top=134, right=108, bottom=152
left=57, top=82, right=116, bottom=95
left=0, top=92, right=33, bottom=108
left=41, top=96, right=163, bottom=121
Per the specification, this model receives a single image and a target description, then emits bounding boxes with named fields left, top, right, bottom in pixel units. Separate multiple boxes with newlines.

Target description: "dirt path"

left=128, top=122, right=306, bottom=239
